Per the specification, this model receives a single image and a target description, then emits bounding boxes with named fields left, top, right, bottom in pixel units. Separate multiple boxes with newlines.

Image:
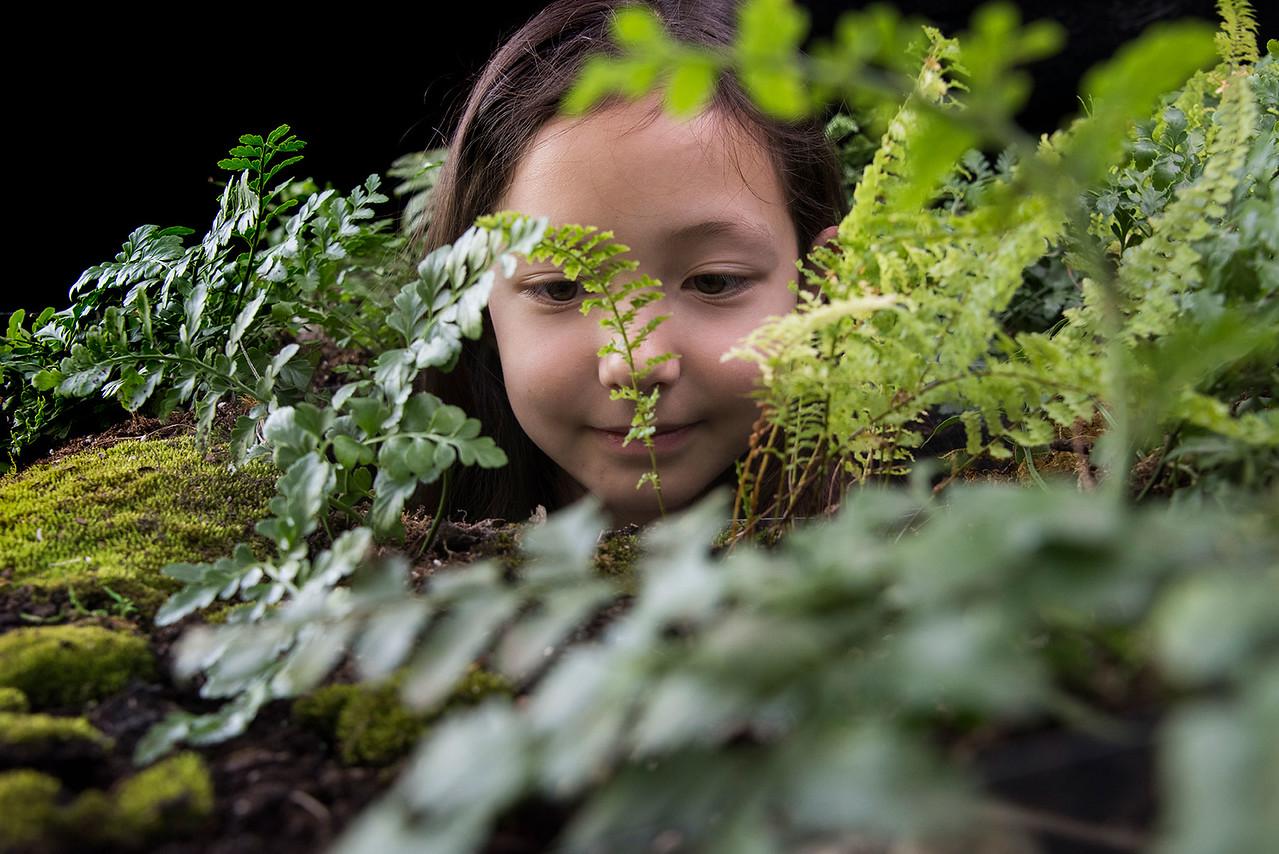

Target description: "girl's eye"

left=528, top=280, right=582, bottom=303
left=686, top=273, right=750, bottom=298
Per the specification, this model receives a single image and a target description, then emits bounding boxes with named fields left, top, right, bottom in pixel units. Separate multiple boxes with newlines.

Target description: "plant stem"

left=97, top=353, right=259, bottom=398
left=230, top=143, right=270, bottom=321
left=417, top=466, right=451, bottom=561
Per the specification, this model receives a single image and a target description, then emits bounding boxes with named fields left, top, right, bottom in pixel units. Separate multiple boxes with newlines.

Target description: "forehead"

left=497, top=96, right=794, bottom=255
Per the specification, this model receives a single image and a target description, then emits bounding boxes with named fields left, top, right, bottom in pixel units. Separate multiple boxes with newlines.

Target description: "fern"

left=1112, top=71, right=1256, bottom=342
left=527, top=223, right=673, bottom=513
left=1216, top=0, right=1260, bottom=66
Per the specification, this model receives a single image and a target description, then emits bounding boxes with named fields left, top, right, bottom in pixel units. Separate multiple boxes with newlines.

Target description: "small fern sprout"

left=527, top=223, right=673, bottom=516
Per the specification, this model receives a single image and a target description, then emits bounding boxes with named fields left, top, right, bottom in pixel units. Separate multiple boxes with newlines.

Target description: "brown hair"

left=415, top=0, right=847, bottom=522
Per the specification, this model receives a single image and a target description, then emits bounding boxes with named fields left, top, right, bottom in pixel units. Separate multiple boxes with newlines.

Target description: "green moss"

left=0, top=686, right=29, bottom=712
left=0, top=711, right=113, bottom=753
left=292, top=682, right=361, bottom=737
left=334, top=679, right=425, bottom=766
left=293, top=666, right=513, bottom=767
left=0, top=624, right=154, bottom=709
left=448, top=667, right=514, bottom=704
left=477, top=527, right=527, bottom=572
left=21, top=753, right=215, bottom=848
left=109, top=752, right=214, bottom=843
left=61, top=788, right=113, bottom=840
left=0, top=437, right=277, bottom=615
left=594, top=532, right=641, bottom=592
left=0, top=769, right=61, bottom=849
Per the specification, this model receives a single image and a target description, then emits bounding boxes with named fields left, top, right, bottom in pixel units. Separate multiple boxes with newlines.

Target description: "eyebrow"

left=511, top=217, right=780, bottom=277
left=665, top=218, right=775, bottom=248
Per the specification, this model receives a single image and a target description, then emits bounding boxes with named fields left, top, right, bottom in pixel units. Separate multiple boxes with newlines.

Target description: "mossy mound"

left=593, top=532, right=641, bottom=591
left=0, top=686, right=28, bottom=712
left=293, top=666, right=512, bottom=766
left=0, top=768, right=61, bottom=849
left=0, top=711, right=113, bottom=769
left=102, top=751, right=215, bottom=844
left=0, top=624, right=154, bottom=709
left=0, top=752, right=213, bottom=849
left=0, top=436, right=277, bottom=614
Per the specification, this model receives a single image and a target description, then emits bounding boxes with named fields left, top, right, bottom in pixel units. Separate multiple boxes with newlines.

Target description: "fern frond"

left=831, top=29, right=964, bottom=301
left=1117, top=73, right=1257, bottom=341
left=1215, top=0, right=1259, bottom=66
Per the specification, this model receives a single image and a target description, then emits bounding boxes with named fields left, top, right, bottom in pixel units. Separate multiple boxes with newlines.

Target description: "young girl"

left=418, top=0, right=846, bottom=526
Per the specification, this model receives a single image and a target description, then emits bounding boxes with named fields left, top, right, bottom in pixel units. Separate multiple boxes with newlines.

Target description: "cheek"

left=488, top=307, right=592, bottom=424
left=697, top=286, right=797, bottom=374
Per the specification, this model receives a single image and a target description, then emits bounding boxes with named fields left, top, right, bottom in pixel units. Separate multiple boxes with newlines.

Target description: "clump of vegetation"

left=0, top=686, right=28, bottom=712
left=531, top=224, right=674, bottom=509
left=0, top=436, right=277, bottom=613
left=0, top=624, right=153, bottom=708
left=0, top=753, right=213, bottom=849
left=101, top=751, right=214, bottom=844
left=295, top=666, right=511, bottom=766
left=0, top=769, right=61, bottom=849
left=0, top=711, right=114, bottom=760
left=591, top=531, right=641, bottom=578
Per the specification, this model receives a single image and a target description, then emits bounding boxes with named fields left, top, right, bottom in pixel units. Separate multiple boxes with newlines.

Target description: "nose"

left=596, top=303, right=681, bottom=394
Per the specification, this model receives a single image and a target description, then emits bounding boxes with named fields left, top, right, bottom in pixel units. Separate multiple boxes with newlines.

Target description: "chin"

left=598, top=477, right=710, bottom=528
left=601, top=495, right=666, bottom=528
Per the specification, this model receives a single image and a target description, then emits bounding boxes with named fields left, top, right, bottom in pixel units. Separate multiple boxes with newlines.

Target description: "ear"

left=799, top=225, right=840, bottom=297
left=810, top=225, right=839, bottom=251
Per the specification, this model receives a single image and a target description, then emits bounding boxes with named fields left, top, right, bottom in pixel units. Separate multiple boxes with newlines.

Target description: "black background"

left=8, top=1, right=1271, bottom=318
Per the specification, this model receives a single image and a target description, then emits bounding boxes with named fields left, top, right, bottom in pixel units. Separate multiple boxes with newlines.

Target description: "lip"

left=592, top=422, right=699, bottom=454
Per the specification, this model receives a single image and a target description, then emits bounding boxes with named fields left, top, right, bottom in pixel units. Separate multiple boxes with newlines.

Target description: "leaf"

left=257, top=452, right=336, bottom=553
left=402, top=592, right=520, bottom=710
left=434, top=442, right=457, bottom=469
left=346, top=397, right=391, bottom=437
left=59, top=366, right=111, bottom=397
left=331, top=380, right=370, bottom=411
left=118, top=366, right=164, bottom=412
left=455, top=436, right=508, bottom=468
left=612, top=5, right=665, bottom=49
left=264, top=404, right=332, bottom=468
left=135, top=286, right=153, bottom=343
left=497, top=582, right=614, bottom=679
left=520, top=497, right=607, bottom=570
left=666, top=56, right=719, bottom=117
left=183, top=281, right=208, bottom=341
left=32, top=370, right=61, bottom=391
left=369, top=469, right=418, bottom=539
left=527, top=647, right=629, bottom=794
left=5, top=308, right=25, bottom=338
left=430, top=405, right=467, bottom=435
left=355, top=600, right=433, bottom=681
left=333, top=434, right=375, bottom=469
left=267, top=124, right=292, bottom=145
left=226, top=288, right=268, bottom=358
left=308, top=527, right=373, bottom=588
left=1069, top=21, right=1218, bottom=181
left=399, top=701, right=531, bottom=814
left=133, top=712, right=193, bottom=766
left=155, top=581, right=221, bottom=627
left=1153, top=573, right=1277, bottom=685
left=271, top=621, right=357, bottom=696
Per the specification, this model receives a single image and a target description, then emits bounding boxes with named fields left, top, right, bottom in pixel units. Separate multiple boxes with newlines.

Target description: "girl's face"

left=489, top=95, right=825, bottom=525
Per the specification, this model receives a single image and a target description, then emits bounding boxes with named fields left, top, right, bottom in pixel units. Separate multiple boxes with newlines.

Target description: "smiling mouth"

left=598, top=423, right=696, bottom=435
left=593, top=422, right=700, bottom=452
